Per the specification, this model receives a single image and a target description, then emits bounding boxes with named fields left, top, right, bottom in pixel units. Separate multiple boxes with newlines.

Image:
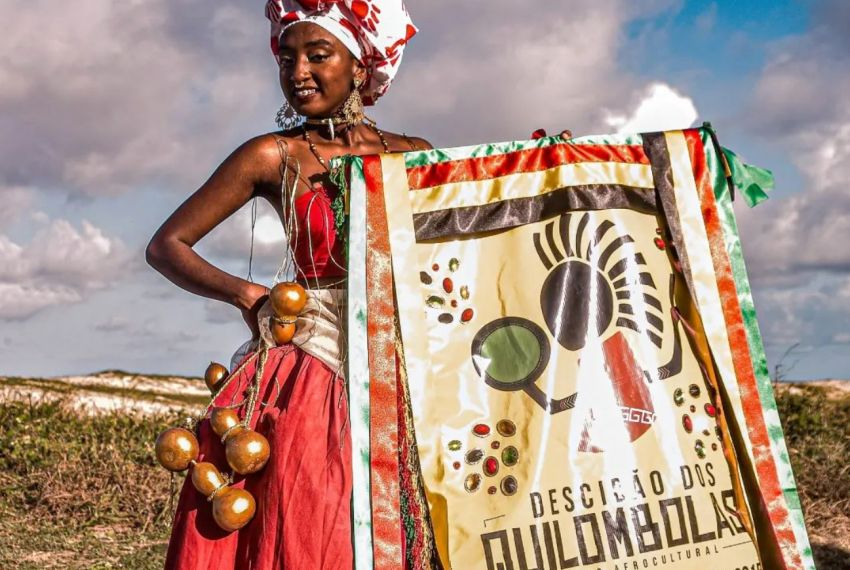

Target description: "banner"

left=345, top=128, right=813, bottom=569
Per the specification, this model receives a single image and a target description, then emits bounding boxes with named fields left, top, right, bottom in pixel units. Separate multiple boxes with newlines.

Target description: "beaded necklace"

left=302, top=121, right=390, bottom=171
left=301, top=121, right=391, bottom=260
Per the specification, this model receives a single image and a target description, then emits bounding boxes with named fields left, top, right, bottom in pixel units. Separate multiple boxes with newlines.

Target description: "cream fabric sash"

left=229, top=288, right=347, bottom=376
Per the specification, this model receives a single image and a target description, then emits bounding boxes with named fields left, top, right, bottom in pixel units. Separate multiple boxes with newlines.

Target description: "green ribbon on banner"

left=702, top=128, right=815, bottom=568
left=721, top=147, right=774, bottom=208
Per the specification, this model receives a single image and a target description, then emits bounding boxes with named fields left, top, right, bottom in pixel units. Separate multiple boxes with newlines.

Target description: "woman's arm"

left=145, top=135, right=285, bottom=335
left=386, top=132, right=434, bottom=152
left=407, top=136, right=434, bottom=150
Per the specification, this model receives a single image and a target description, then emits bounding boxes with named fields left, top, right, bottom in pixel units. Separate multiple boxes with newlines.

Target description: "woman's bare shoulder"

left=233, top=131, right=302, bottom=163
left=221, top=131, right=308, bottom=187
left=379, top=129, right=434, bottom=152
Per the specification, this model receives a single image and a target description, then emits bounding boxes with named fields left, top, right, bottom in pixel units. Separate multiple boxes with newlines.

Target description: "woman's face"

left=278, top=23, right=365, bottom=119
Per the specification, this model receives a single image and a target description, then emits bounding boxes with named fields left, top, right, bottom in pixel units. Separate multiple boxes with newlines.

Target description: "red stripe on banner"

left=684, top=130, right=801, bottom=568
left=407, top=144, right=649, bottom=190
left=363, top=155, right=404, bottom=569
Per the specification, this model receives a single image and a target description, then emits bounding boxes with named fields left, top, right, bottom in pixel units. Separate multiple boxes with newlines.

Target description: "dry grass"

left=774, top=382, right=850, bottom=569
left=0, top=396, right=187, bottom=569
left=0, top=382, right=847, bottom=568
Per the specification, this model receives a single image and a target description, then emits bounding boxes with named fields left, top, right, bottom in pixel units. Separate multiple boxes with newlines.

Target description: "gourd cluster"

left=153, top=283, right=308, bottom=532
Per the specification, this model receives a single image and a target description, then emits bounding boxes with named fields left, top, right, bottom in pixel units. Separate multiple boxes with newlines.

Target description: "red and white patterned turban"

left=265, top=0, right=417, bottom=105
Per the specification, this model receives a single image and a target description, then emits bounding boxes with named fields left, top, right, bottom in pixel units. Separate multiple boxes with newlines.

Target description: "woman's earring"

left=275, top=101, right=305, bottom=131
left=342, top=79, right=365, bottom=125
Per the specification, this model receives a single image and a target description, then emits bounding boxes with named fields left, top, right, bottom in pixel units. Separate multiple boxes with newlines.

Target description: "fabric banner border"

left=364, top=155, right=404, bottom=568
left=700, top=130, right=815, bottom=568
left=346, top=156, right=375, bottom=570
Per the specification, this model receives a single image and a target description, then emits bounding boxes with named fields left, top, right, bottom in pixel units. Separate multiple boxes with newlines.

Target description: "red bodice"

left=291, top=184, right=346, bottom=279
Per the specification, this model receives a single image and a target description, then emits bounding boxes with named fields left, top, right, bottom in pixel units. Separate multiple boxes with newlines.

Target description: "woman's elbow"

left=145, top=234, right=170, bottom=272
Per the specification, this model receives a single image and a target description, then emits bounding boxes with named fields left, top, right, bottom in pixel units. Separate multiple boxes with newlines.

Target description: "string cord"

left=247, top=197, right=258, bottom=283
left=200, top=135, right=350, bottom=429
left=235, top=136, right=338, bottom=405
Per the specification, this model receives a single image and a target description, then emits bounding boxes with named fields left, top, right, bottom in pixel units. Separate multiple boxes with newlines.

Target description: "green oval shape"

left=479, top=325, right=541, bottom=385
left=502, top=446, right=519, bottom=466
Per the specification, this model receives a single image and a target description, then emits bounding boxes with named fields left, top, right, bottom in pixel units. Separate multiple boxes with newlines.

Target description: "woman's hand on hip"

left=238, top=282, right=271, bottom=340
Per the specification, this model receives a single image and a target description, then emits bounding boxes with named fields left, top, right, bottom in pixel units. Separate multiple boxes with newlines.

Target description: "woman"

left=146, top=1, right=431, bottom=568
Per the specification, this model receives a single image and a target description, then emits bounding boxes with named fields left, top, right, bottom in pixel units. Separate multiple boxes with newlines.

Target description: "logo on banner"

left=471, top=213, right=683, bottom=449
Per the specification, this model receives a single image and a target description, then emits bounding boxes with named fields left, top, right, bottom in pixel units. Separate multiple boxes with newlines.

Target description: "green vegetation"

left=0, top=398, right=187, bottom=569
left=0, top=383, right=847, bottom=568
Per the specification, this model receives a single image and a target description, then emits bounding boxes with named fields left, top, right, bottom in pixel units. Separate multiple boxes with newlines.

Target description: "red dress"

left=165, top=186, right=351, bottom=569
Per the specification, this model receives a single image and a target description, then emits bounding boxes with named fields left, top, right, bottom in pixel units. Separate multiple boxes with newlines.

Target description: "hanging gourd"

left=209, top=407, right=271, bottom=475
left=155, top=427, right=199, bottom=472
left=204, top=362, right=229, bottom=393
left=191, top=461, right=228, bottom=496
left=210, top=407, right=245, bottom=440
left=212, top=487, right=257, bottom=532
left=269, top=282, right=308, bottom=346
left=154, top=408, right=266, bottom=532
left=225, top=430, right=271, bottom=475
left=189, top=461, right=257, bottom=532
left=154, top=294, right=293, bottom=533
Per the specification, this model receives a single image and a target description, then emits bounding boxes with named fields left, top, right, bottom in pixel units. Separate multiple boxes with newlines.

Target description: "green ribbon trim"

left=403, top=133, right=645, bottom=169
left=721, top=147, right=774, bottom=208
left=701, top=128, right=815, bottom=568
left=329, top=156, right=350, bottom=260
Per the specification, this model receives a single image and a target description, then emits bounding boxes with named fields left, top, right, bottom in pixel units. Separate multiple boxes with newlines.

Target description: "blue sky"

left=1, top=0, right=848, bottom=380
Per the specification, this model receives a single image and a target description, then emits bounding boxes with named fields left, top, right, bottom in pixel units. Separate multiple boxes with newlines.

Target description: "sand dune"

left=0, top=370, right=209, bottom=415
left=1, top=371, right=847, bottom=415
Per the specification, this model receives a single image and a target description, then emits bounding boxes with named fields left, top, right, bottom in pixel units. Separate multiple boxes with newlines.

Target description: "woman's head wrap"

left=265, top=0, right=417, bottom=105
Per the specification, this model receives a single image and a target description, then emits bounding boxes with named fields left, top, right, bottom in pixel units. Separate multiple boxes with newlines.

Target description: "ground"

left=0, top=372, right=847, bottom=569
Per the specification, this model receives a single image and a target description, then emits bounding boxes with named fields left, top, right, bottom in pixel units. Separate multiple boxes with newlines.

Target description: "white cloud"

left=93, top=315, right=160, bottom=339
left=375, top=0, right=641, bottom=145
left=197, top=199, right=288, bottom=271
left=0, top=1, right=275, bottom=197
left=204, top=299, right=239, bottom=325
left=740, top=27, right=850, bottom=279
left=751, top=273, right=850, bottom=360
left=606, top=83, right=698, bottom=134
left=832, top=332, right=850, bottom=344
left=734, top=8, right=850, bottom=377
left=0, top=186, right=33, bottom=226
left=0, top=218, right=134, bottom=320
left=94, top=316, right=132, bottom=333
left=0, top=283, right=82, bottom=321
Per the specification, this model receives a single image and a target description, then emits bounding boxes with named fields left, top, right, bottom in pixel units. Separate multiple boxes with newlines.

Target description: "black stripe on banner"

left=412, top=184, right=657, bottom=241
left=641, top=133, right=696, bottom=302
